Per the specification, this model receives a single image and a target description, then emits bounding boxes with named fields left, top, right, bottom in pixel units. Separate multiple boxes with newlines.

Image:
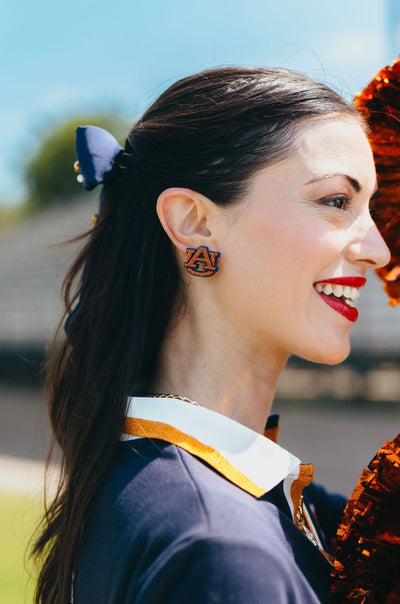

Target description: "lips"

left=316, top=292, right=358, bottom=322
left=314, top=277, right=367, bottom=288
left=313, top=276, right=367, bottom=323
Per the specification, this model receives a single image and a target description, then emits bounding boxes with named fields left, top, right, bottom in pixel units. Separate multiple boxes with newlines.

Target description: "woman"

left=33, top=67, right=390, bottom=603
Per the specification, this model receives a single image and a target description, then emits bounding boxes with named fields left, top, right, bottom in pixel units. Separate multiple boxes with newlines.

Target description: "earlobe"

left=156, top=187, right=214, bottom=253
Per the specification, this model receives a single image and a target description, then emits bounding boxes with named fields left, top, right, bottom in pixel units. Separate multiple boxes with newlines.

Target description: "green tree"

left=24, top=114, right=129, bottom=210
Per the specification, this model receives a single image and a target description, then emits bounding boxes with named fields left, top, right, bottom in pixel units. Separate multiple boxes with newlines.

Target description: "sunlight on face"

left=214, top=117, right=390, bottom=365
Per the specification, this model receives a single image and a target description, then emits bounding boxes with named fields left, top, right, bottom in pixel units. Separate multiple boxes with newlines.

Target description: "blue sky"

left=0, top=0, right=397, bottom=204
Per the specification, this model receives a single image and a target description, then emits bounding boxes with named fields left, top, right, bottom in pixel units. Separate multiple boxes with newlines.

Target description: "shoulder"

left=76, top=438, right=286, bottom=558
left=106, top=439, right=291, bottom=543
left=131, top=531, right=324, bottom=604
left=74, top=440, right=332, bottom=603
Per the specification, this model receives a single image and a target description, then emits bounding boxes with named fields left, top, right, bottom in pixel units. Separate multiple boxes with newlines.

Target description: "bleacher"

left=0, top=196, right=96, bottom=380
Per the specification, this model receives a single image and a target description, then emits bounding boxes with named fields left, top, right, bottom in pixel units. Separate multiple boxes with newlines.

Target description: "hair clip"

left=65, top=127, right=123, bottom=334
left=74, top=160, right=85, bottom=184
left=74, top=125, right=123, bottom=191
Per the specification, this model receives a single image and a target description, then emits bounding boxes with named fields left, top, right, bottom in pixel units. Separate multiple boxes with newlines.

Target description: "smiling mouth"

left=313, top=277, right=367, bottom=322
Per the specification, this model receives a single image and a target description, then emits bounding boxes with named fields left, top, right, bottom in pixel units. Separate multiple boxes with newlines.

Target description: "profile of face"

left=208, top=117, right=391, bottom=365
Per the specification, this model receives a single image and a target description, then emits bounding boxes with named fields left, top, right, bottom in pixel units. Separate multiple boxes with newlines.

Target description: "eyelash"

left=320, top=194, right=349, bottom=210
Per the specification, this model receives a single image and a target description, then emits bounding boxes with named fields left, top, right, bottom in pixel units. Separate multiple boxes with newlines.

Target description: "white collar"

left=123, top=396, right=302, bottom=499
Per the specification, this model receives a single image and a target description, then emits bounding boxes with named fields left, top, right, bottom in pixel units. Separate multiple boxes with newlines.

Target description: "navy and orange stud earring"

left=184, top=246, right=220, bottom=277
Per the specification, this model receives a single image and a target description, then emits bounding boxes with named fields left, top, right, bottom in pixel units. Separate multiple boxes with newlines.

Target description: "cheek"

left=256, top=220, right=325, bottom=280
left=220, top=206, right=342, bottom=302
left=260, top=224, right=345, bottom=313
left=220, top=219, right=316, bottom=310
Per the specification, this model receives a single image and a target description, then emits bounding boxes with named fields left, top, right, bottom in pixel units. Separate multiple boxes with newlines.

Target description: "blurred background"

left=1, top=0, right=400, bottom=600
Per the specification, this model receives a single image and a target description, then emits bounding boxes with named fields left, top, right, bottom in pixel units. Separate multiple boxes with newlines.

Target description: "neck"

left=151, top=305, right=288, bottom=434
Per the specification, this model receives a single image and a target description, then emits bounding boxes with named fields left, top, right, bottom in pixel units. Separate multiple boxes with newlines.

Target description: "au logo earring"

left=184, top=246, right=220, bottom=277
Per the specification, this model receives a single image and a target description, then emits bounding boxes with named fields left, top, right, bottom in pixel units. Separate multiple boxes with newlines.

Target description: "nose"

left=346, top=213, right=391, bottom=269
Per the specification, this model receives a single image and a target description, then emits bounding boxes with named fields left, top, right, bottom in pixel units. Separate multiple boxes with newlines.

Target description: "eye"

left=320, top=194, right=349, bottom=210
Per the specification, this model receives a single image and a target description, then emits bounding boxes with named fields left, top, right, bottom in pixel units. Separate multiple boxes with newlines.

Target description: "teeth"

left=315, top=282, right=361, bottom=303
left=331, top=284, right=343, bottom=297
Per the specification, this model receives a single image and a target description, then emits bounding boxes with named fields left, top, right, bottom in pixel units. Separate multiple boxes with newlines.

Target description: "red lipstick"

left=315, top=292, right=358, bottom=322
left=314, top=276, right=366, bottom=288
left=313, top=276, right=366, bottom=323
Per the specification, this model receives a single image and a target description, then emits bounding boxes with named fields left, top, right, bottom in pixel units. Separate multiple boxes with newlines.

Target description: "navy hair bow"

left=75, top=125, right=123, bottom=190
left=65, top=126, right=123, bottom=334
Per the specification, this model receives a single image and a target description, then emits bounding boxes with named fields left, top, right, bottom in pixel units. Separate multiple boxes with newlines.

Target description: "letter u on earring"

left=184, top=246, right=220, bottom=277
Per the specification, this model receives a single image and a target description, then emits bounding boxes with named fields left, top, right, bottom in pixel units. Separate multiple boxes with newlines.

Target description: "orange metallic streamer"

left=354, top=58, right=400, bottom=306
left=331, top=434, right=400, bottom=603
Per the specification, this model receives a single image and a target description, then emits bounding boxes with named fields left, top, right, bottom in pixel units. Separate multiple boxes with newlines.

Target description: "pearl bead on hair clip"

left=74, top=159, right=96, bottom=223
left=74, top=160, right=85, bottom=184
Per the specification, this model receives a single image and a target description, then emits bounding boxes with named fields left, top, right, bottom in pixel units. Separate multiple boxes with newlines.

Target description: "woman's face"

left=213, top=117, right=390, bottom=365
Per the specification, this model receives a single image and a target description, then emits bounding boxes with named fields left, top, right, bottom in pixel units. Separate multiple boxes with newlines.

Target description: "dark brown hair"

left=32, top=66, right=360, bottom=602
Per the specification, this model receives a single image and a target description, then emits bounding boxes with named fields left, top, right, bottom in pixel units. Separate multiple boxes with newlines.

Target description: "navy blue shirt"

left=74, top=439, right=343, bottom=603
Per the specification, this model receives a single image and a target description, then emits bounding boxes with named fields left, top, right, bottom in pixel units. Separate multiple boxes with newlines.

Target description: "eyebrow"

left=306, top=173, right=361, bottom=192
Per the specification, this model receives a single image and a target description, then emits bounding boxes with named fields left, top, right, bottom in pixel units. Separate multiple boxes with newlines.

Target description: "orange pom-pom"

left=355, top=58, right=400, bottom=306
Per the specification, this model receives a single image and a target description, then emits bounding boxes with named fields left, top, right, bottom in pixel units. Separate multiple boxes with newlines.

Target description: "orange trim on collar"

left=291, top=463, right=314, bottom=520
left=264, top=414, right=280, bottom=443
left=264, top=424, right=279, bottom=444
left=124, top=417, right=266, bottom=498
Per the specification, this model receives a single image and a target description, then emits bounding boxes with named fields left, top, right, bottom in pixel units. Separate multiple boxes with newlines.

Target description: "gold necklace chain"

left=295, top=495, right=320, bottom=548
left=144, top=393, right=202, bottom=406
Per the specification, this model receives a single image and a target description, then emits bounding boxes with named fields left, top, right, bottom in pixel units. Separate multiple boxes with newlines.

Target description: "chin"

left=298, top=338, right=351, bottom=366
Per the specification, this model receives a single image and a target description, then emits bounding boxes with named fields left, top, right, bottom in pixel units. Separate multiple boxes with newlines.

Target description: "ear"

left=156, top=188, right=217, bottom=253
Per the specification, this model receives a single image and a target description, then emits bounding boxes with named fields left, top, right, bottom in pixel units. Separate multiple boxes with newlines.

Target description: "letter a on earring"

left=184, top=246, right=220, bottom=277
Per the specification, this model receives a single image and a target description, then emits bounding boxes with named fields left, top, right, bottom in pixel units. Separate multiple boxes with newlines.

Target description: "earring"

left=184, top=246, right=220, bottom=277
